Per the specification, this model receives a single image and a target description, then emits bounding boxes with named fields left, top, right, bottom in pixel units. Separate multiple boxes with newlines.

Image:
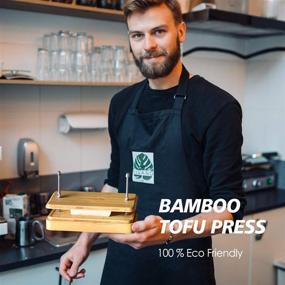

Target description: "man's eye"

left=154, top=30, right=166, bottom=36
left=131, top=34, right=143, bottom=40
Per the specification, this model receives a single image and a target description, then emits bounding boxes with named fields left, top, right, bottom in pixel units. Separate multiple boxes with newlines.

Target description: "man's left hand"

left=107, top=215, right=170, bottom=249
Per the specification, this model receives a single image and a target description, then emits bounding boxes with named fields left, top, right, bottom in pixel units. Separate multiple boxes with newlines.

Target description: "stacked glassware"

left=36, top=30, right=142, bottom=82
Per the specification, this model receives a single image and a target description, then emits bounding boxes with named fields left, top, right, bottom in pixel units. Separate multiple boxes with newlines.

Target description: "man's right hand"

left=59, top=184, right=116, bottom=281
left=59, top=241, right=90, bottom=282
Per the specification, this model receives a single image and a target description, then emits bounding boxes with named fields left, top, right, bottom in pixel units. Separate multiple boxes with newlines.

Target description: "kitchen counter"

left=0, top=236, right=108, bottom=273
left=1, top=188, right=285, bottom=273
left=245, top=188, right=285, bottom=215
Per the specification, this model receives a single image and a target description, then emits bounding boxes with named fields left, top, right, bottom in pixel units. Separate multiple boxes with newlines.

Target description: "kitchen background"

left=1, top=1, right=285, bottom=285
left=1, top=6, right=285, bottom=182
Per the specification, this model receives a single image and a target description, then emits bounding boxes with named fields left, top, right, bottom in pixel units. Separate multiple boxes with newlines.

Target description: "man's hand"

left=108, top=215, right=170, bottom=249
left=59, top=241, right=90, bottom=282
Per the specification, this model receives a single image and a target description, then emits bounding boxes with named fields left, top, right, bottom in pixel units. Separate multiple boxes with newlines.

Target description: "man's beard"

left=132, top=37, right=181, bottom=79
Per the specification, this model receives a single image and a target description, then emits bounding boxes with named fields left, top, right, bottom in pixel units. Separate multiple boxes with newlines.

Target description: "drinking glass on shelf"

left=87, top=35, right=94, bottom=54
left=70, top=32, right=77, bottom=52
left=58, top=49, right=71, bottom=81
left=49, top=32, right=59, bottom=51
left=58, top=31, right=71, bottom=50
left=42, top=34, right=51, bottom=50
left=0, top=62, right=4, bottom=77
left=37, top=31, right=131, bottom=82
left=73, top=51, right=88, bottom=81
left=113, top=46, right=127, bottom=82
left=90, top=47, right=102, bottom=82
left=36, top=48, right=49, bottom=80
left=101, top=45, right=114, bottom=82
left=76, top=32, right=88, bottom=52
left=49, top=50, right=59, bottom=81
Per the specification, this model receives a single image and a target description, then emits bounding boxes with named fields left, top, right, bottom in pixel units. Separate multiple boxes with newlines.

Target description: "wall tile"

left=1, top=85, right=40, bottom=112
left=245, top=59, right=285, bottom=110
left=40, top=172, right=81, bottom=192
left=244, top=56, right=285, bottom=157
left=2, top=43, right=37, bottom=75
left=0, top=177, right=40, bottom=194
left=262, top=108, right=285, bottom=155
left=0, top=111, right=40, bottom=179
left=184, top=56, right=245, bottom=105
left=39, top=111, right=81, bottom=175
left=80, top=86, right=120, bottom=112
left=242, top=106, right=266, bottom=154
left=0, top=169, right=108, bottom=194
left=80, top=131, right=111, bottom=171
left=40, top=86, right=81, bottom=112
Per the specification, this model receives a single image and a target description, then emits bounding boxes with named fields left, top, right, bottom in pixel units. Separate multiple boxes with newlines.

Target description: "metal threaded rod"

left=125, top=173, right=130, bottom=202
left=57, top=171, right=61, bottom=198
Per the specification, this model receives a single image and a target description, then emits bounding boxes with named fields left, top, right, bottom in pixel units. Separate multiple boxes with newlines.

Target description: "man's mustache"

left=141, top=50, right=167, bottom=59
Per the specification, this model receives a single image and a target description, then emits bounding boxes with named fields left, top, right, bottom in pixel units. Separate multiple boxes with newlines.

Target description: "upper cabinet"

left=185, top=9, right=285, bottom=38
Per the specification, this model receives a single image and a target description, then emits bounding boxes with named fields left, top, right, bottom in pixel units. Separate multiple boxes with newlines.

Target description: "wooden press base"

left=46, top=209, right=137, bottom=233
left=45, top=191, right=138, bottom=233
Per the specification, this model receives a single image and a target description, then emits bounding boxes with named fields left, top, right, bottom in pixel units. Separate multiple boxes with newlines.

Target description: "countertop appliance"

left=3, top=194, right=29, bottom=235
left=242, top=152, right=279, bottom=192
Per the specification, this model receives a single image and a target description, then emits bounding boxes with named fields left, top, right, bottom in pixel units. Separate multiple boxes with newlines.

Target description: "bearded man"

left=60, top=1, right=246, bottom=284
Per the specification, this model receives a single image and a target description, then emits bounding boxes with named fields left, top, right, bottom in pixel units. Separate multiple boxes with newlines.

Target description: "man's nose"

left=143, top=34, right=157, bottom=51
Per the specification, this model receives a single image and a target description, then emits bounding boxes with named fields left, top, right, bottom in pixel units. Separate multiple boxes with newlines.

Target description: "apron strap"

left=173, top=65, right=190, bottom=111
left=129, top=64, right=190, bottom=112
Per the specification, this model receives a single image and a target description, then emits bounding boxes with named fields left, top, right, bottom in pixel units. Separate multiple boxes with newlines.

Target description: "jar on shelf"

left=98, top=0, right=117, bottom=9
left=76, top=0, right=98, bottom=6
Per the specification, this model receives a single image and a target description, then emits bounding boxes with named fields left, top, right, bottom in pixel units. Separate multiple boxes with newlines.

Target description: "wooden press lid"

left=46, top=191, right=137, bottom=213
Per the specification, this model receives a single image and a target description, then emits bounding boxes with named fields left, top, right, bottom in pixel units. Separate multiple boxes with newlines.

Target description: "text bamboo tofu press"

left=46, top=172, right=137, bottom=233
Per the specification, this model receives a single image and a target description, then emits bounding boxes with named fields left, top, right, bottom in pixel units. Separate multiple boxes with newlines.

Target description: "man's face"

left=127, top=4, right=186, bottom=79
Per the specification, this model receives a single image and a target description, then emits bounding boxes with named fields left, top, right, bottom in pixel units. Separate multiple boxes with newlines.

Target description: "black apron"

left=100, top=66, right=216, bottom=285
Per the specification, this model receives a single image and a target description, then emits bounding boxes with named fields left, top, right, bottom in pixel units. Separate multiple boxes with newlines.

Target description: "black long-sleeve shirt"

left=104, top=75, right=246, bottom=220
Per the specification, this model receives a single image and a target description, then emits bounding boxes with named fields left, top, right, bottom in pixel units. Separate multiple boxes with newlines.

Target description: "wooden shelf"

left=184, top=9, right=285, bottom=38
left=0, top=79, right=133, bottom=87
left=0, top=0, right=124, bottom=22
left=1, top=1, right=285, bottom=37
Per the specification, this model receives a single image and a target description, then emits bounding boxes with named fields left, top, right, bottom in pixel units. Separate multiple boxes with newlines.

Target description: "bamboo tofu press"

left=46, top=172, right=137, bottom=234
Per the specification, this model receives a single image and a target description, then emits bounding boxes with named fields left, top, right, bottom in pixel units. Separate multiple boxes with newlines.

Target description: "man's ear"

left=178, top=21, right=187, bottom=43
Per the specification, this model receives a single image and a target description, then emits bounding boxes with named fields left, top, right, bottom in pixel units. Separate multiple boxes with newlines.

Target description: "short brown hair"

left=123, top=0, right=183, bottom=25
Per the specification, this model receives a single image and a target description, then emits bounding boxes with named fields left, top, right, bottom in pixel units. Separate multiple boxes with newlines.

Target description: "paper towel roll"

left=59, top=112, right=108, bottom=134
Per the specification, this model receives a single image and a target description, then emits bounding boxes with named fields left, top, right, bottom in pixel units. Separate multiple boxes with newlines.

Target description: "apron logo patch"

left=132, top=152, right=154, bottom=184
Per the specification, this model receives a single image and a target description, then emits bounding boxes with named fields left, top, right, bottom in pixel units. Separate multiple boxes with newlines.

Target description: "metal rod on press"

left=57, top=171, right=61, bottom=198
left=125, top=173, right=130, bottom=201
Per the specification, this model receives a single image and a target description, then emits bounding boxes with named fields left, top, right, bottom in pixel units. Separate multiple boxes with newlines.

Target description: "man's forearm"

left=76, top=232, right=100, bottom=250
left=173, top=210, right=233, bottom=242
